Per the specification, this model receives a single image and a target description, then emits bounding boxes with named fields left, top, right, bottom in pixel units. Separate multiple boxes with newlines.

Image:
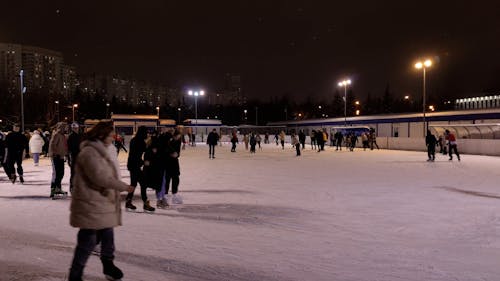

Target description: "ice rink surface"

left=1, top=143, right=500, bottom=281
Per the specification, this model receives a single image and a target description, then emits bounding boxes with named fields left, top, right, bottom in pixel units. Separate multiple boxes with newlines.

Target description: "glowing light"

left=200, top=90, right=205, bottom=96
left=404, top=95, right=410, bottom=100
left=73, top=104, right=78, bottom=108
left=415, top=62, right=423, bottom=69
left=355, top=110, right=360, bottom=115
left=355, top=101, right=360, bottom=105
left=188, top=90, right=193, bottom=95
left=424, top=59, right=432, bottom=67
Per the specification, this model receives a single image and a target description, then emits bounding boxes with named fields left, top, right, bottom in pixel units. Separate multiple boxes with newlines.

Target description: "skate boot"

left=101, top=259, right=123, bottom=281
left=10, top=174, right=16, bottom=184
left=143, top=200, right=155, bottom=213
left=172, top=194, right=183, bottom=204
left=156, top=198, right=169, bottom=209
left=19, top=176, right=24, bottom=184
left=52, top=187, right=68, bottom=200
left=125, top=199, right=136, bottom=211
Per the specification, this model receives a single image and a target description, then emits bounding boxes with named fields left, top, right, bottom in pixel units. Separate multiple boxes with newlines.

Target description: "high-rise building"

left=0, top=43, right=75, bottom=100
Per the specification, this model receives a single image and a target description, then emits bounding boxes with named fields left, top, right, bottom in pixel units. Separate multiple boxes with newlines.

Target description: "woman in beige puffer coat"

left=68, top=121, right=132, bottom=281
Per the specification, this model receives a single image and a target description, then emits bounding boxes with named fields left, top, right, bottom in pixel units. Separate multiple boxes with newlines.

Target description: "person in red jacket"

left=445, top=129, right=460, bottom=161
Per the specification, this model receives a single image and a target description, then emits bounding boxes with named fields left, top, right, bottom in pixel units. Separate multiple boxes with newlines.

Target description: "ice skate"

left=125, top=199, right=137, bottom=211
left=143, top=200, right=155, bottom=213
left=52, top=188, right=68, bottom=200
left=156, top=198, right=169, bottom=209
left=172, top=194, right=183, bottom=204
left=10, top=174, right=16, bottom=184
left=19, top=176, right=24, bottom=184
left=101, top=259, right=123, bottom=281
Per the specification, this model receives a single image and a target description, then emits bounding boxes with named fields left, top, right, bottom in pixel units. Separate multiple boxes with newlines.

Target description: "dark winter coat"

left=298, top=132, right=306, bottom=143
left=143, top=139, right=163, bottom=191
left=426, top=133, right=437, bottom=147
left=67, top=132, right=82, bottom=158
left=207, top=131, right=219, bottom=145
left=163, top=135, right=181, bottom=176
left=6, top=131, right=28, bottom=155
left=127, top=137, right=146, bottom=170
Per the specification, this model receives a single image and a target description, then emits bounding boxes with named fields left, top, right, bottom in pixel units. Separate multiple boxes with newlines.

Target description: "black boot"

left=68, top=266, right=84, bottom=281
left=125, top=199, right=136, bottom=210
left=101, top=259, right=123, bottom=280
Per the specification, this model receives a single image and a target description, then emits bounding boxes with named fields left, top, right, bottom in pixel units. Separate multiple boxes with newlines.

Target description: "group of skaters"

left=426, top=129, right=461, bottom=161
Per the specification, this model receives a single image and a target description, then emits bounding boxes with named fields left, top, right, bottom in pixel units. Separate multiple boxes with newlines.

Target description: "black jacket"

left=426, top=134, right=437, bottom=147
left=127, top=137, right=146, bottom=170
left=143, top=139, right=163, bottom=191
left=163, top=135, right=181, bottom=175
left=6, top=131, right=28, bottom=154
left=67, top=132, right=82, bottom=157
left=207, top=131, right=219, bottom=145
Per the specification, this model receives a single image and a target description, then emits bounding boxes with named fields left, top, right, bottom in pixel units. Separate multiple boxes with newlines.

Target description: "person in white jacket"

left=29, top=130, right=45, bottom=166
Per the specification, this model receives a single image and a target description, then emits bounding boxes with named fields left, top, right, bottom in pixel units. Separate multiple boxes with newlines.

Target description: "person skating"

left=163, top=129, right=183, bottom=205
left=5, top=124, right=28, bottom=184
left=445, top=129, right=460, bottom=161
left=291, top=133, right=301, bottom=156
left=274, top=133, right=279, bottom=146
left=144, top=135, right=168, bottom=209
left=298, top=130, right=306, bottom=150
left=0, top=132, right=8, bottom=179
left=310, top=130, right=317, bottom=150
left=125, top=126, right=155, bottom=212
left=256, top=133, right=262, bottom=149
left=249, top=133, right=257, bottom=153
left=243, top=134, right=249, bottom=150
left=49, top=122, right=68, bottom=197
left=68, top=121, right=134, bottom=281
left=426, top=130, right=437, bottom=161
left=206, top=128, right=219, bottom=159
left=316, top=129, right=324, bottom=152
left=361, top=133, right=369, bottom=151
left=279, top=131, right=286, bottom=150
left=29, top=130, right=44, bottom=166
left=335, top=131, right=343, bottom=151
left=369, top=129, right=379, bottom=150
left=67, top=123, right=83, bottom=193
left=230, top=132, right=238, bottom=152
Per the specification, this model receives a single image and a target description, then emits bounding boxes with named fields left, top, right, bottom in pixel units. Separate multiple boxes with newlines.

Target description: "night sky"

left=2, top=1, right=500, bottom=102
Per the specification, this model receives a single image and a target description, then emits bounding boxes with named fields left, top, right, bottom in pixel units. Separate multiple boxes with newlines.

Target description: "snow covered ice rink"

left=1, top=143, right=500, bottom=281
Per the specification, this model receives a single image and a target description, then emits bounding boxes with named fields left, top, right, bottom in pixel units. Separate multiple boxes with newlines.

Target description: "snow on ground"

left=1, top=143, right=500, bottom=281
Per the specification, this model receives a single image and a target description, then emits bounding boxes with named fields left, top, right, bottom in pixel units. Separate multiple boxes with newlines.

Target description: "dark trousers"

left=126, top=168, right=147, bottom=202
left=68, top=153, right=77, bottom=191
left=6, top=151, right=23, bottom=177
left=336, top=140, right=342, bottom=150
left=51, top=156, right=65, bottom=188
left=280, top=140, right=285, bottom=149
left=164, top=173, right=179, bottom=194
left=69, top=228, right=115, bottom=280
left=295, top=144, right=301, bottom=156
left=209, top=144, right=215, bottom=156
left=448, top=144, right=460, bottom=159
left=231, top=142, right=236, bottom=152
left=427, top=145, right=436, bottom=160
left=300, top=141, right=305, bottom=149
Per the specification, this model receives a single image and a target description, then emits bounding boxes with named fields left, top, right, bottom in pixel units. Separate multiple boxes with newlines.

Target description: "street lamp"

left=177, top=107, right=181, bottom=124
left=72, top=104, right=78, bottom=123
left=106, top=103, right=110, bottom=119
left=187, top=89, right=205, bottom=136
left=19, top=70, right=26, bottom=132
left=156, top=106, right=160, bottom=118
left=244, top=109, right=247, bottom=123
left=55, top=100, right=60, bottom=122
left=338, top=79, right=352, bottom=126
left=415, top=59, right=432, bottom=135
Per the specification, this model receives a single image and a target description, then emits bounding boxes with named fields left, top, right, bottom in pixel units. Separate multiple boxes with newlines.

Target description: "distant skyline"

left=1, top=1, right=499, bottom=102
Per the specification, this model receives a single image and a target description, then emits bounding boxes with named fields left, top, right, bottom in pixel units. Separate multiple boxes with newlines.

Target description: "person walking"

left=29, top=130, right=44, bottom=166
left=67, top=123, right=83, bottom=193
left=49, top=122, right=68, bottom=197
left=425, top=129, right=437, bottom=161
left=206, top=128, right=219, bottom=159
left=67, top=121, right=134, bottom=281
left=125, top=126, right=155, bottom=212
left=5, top=124, right=28, bottom=184
left=291, top=133, right=301, bottom=156
left=445, top=129, right=461, bottom=161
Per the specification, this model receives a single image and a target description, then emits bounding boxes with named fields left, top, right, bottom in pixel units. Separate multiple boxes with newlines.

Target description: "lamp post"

left=55, top=100, right=60, bottom=122
left=244, top=109, right=247, bottom=124
left=338, top=79, right=352, bottom=126
left=156, top=106, right=160, bottom=118
left=177, top=107, right=181, bottom=124
left=106, top=103, right=110, bottom=119
left=72, top=104, right=78, bottom=123
left=188, top=89, right=204, bottom=135
left=415, top=59, right=432, bottom=136
left=19, top=70, right=25, bottom=132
